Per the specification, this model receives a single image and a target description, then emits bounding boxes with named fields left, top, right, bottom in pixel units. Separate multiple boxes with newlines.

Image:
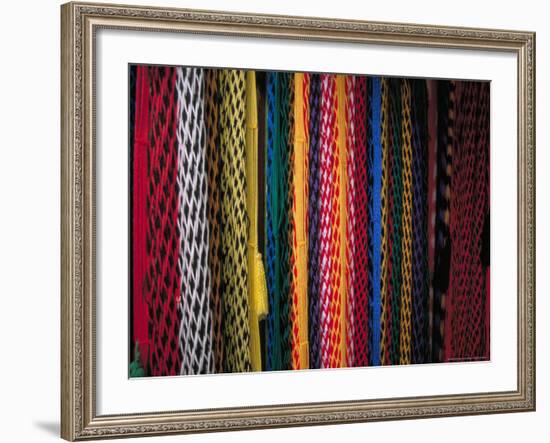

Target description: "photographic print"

left=61, top=4, right=535, bottom=439
left=129, top=65, right=490, bottom=377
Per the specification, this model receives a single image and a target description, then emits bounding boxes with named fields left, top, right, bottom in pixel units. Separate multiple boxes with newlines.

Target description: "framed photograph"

left=60, top=1, right=536, bottom=440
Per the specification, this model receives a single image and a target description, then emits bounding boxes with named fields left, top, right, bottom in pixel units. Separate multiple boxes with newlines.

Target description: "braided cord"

left=129, top=65, right=137, bottom=156
left=175, top=67, right=214, bottom=375
left=480, top=82, right=491, bottom=360
left=368, top=77, right=382, bottom=366
left=365, top=79, right=374, bottom=366
left=336, top=75, right=348, bottom=366
left=431, top=80, right=453, bottom=363
left=319, top=74, right=341, bottom=368
left=290, top=77, right=300, bottom=370
left=146, top=66, right=182, bottom=376
left=388, top=79, right=403, bottom=364
left=345, top=75, right=357, bottom=366
left=265, top=72, right=281, bottom=370
left=204, top=69, right=224, bottom=372
left=480, top=82, right=490, bottom=360
left=399, top=79, right=413, bottom=365
left=444, top=80, right=462, bottom=360
left=245, top=71, right=269, bottom=372
left=219, top=70, right=251, bottom=372
left=290, top=73, right=310, bottom=370
left=350, top=76, right=369, bottom=367
left=131, top=66, right=151, bottom=372
left=379, top=78, right=391, bottom=365
left=301, top=73, right=311, bottom=368
left=279, top=73, right=294, bottom=371
left=134, top=69, right=490, bottom=373
left=410, top=80, right=429, bottom=364
left=307, top=74, right=322, bottom=369
left=446, top=81, right=490, bottom=361
left=265, top=72, right=293, bottom=371
left=319, top=73, right=335, bottom=368
left=426, top=80, right=438, bottom=363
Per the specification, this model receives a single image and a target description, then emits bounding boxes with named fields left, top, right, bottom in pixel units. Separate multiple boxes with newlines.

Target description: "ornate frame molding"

left=61, top=1, right=535, bottom=440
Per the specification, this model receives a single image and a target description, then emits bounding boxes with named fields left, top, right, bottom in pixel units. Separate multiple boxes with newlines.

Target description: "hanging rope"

left=265, top=72, right=293, bottom=371
left=219, top=69, right=252, bottom=372
left=399, top=79, right=413, bottom=365
left=146, top=66, right=182, bottom=376
left=431, top=80, right=454, bottom=363
left=265, top=72, right=281, bottom=371
left=175, top=67, right=214, bottom=375
left=379, top=78, right=391, bottom=365
left=368, top=77, right=382, bottom=366
left=446, top=81, right=490, bottom=361
left=348, top=76, right=369, bottom=367
left=132, top=66, right=151, bottom=371
left=319, top=73, right=342, bottom=368
left=345, top=75, right=357, bottom=367
left=411, top=79, right=429, bottom=364
left=245, top=71, right=269, bottom=372
left=307, top=74, right=322, bottom=369
left=290, top=73, right=310, bottom=370
left=204, top=69, right=224, bottom=373
left=388, top=79, right=403, bottom=365
left=336, top=75, right=348, bottom=366
left=131, top=67, right=489, bottom=373
left=279, top=73, right=294, bottom=371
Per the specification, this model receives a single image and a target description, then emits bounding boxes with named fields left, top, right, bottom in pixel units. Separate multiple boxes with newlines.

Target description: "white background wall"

left=0, top=0, right=545, bottom=441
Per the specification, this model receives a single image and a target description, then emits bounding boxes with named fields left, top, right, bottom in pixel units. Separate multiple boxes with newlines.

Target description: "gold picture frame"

left=61, top=1, right=536, bottom=440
